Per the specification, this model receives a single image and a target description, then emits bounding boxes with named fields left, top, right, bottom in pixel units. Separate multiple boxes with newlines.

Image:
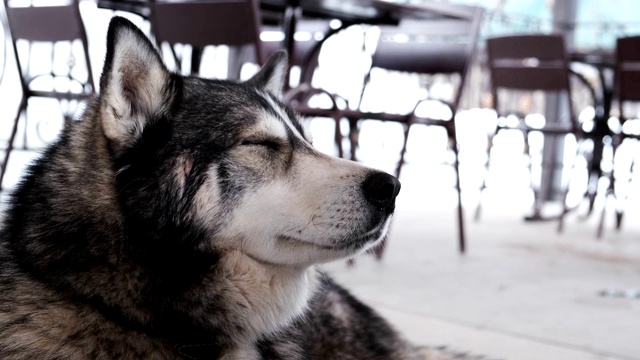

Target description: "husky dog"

left=0, top=17, right=427, bottom=359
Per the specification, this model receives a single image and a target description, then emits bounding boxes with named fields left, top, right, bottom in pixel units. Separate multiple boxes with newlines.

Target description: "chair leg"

left=395, top=122, right=412, bottom=178
left=348, top=118, right=359, bottom=161
left=22, top=110, right=29, bottom=150
left=599, top=139, right=630, bottom=236
left=597, top=170, right=615, bottom=238
left=450, top=131, right=466, bottom=254
left=558, top=186, right=568, bottom=233
left=557, top=140, right=584, bottom=233
left=615, top=210, right=624, bottom=230
left=614, top=156, right=634, bottom=231
left=597, top=200, right=606, bottom=238
left=524, top=131, right=549, bottom=221
left=0, top=98, right=27, bottom=192
left=475, top=132, right=494, bottom=221
left=579, top=149, right=599, bottom=219
left=333, top=117, right=344, bottom=158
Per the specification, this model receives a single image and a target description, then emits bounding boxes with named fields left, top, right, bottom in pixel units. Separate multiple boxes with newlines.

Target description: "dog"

left=0, top=17, right=430, bottom=359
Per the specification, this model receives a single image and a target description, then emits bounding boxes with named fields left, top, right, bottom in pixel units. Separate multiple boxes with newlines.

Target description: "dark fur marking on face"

left=257, top=93, right=315, bottom=161
left=112, top=111, right=223, bottom=301
left=215, top=159, right=248, bottom=208
left=266, top=93, right=307, bottom=137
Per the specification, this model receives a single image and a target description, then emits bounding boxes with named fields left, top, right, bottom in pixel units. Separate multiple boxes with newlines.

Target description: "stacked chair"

left=148, top=0, right=265, bottom=77
left=481, top=34, right=597, bottom=231
left=1, top=0, right=94, bottom=191
left=598, top=35, right=640, bottom=235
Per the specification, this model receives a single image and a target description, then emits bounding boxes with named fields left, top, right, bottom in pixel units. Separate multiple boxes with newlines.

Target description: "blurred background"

left=0, top=0, right=639, bottom=359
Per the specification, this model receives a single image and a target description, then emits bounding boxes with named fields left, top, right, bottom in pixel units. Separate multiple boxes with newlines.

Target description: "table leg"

left=282, top=2, right=301, bottom=90
left=584, top=67, right=613, bottom=217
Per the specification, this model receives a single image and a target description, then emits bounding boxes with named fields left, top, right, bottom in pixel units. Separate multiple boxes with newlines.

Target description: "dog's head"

left=100, top=17, right=400, bottom=267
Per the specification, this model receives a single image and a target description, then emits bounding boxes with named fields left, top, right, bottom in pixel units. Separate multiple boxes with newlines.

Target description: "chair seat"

left=340, top=109, right=408, bottom=123
left=27, top=90, right=93, bottom=101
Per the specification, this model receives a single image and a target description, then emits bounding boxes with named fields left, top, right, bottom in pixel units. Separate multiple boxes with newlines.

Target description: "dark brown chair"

left=482, top=34, right=596, bottom=230
left=1, top=0, right=94, bottom=191
left=277, top=20, right=350, bottom=159
left=148, top=0, right=265, bottom=77
left=598, top=35, right=640, bottom=234
left=261, top=18, right=332, bottom=86
left=339, top=5, right=484, bottom=254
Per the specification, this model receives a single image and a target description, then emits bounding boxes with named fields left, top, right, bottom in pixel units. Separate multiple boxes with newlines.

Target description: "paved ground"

left=322, top=151, right=640, bottom=360
left=326, top=200, right=639, bottom=359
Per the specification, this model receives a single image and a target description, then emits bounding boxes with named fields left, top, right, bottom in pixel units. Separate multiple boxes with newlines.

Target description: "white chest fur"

left=217, top=251, right=319, bottom=342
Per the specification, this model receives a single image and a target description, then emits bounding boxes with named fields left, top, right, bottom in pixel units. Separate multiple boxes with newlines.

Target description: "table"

left=571, top=50, right=615, bottom=172
left=270, top=0, right=475, bottom=86
left=97, top=0, right=474, bottom=77
left=571, top=50, right=616, bottom=235
left=98, top=0, right=471, bottom=23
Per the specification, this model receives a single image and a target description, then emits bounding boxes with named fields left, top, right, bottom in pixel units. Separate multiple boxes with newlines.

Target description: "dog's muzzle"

left=361, top=172, right=401, bottom=213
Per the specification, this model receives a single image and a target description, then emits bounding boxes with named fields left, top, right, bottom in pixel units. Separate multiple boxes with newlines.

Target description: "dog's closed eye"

left=241, top=139, right=281, bottom=151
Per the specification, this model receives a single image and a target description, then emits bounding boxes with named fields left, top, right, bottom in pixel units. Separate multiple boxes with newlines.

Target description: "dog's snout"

left=362, top=172, right=401, bottom=209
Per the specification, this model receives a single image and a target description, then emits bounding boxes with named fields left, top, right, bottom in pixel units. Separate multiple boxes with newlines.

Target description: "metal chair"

left=261, top=18, right=332, bottom=86
left=598, top=35, right=640, bottom=234
left=274, top=18, right=349, bottom=159
left=481, top=34, right=596, bottom=230
left=340, top=5, right=484, bottom=254
left=1, top=0, right=94, bottom=191
left=148, top=0, right=264, bottom=77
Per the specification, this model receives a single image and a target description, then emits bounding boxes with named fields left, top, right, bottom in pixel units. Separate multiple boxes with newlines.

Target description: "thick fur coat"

left=0, top=17, right=427, bottom=359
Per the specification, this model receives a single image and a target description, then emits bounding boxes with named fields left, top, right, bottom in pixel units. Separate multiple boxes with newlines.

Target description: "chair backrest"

left=149, top=0, right=264, bottom=68
left=261, top=18, right=332, bottom=85
left=371, top=5, right=484, bottom=108
left=486, top=34, right=578, bottom=132
left=263, top=19, right=331, bottom=66
left=616, top=36, right=640, bottom=108
left=3, top=0, right=94, bottom=95
left=486, top=34, right=571, bottom=92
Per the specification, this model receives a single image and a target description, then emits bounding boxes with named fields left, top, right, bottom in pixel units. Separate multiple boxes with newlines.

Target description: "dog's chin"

left=338, top=217, right=391, bottom=254
left=241, top=216, right=393, bottom=267
left=287, top=215, right=392, bottom=260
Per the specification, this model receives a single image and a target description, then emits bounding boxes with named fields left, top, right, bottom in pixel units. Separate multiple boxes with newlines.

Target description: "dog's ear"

left=99, top=16, right=171, bottom=150
left=246, top=50, right=288, bottom=99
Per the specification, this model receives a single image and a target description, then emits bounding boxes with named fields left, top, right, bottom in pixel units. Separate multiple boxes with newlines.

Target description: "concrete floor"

left=326, top=189, right=639, bottom=359
left=320, top=133, right=640, bottom=360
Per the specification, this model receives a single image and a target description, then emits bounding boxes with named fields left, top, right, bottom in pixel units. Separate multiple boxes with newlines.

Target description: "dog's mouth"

left=337, top=218, right=390, bottom=251
left=277, top=216, right=391, bottom=253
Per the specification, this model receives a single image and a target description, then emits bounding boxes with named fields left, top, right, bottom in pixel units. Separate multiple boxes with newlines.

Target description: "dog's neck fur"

left=3, top=105, right=318, bottom=349
left=207, top=250, right=319, bottom=342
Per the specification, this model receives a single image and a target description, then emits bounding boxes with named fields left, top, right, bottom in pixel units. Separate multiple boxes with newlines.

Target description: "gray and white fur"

left=0, top=17, right=436, bottom=360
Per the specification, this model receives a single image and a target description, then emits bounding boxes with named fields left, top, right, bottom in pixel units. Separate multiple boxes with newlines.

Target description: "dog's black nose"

left=362, top=172, right=401, bottom=209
